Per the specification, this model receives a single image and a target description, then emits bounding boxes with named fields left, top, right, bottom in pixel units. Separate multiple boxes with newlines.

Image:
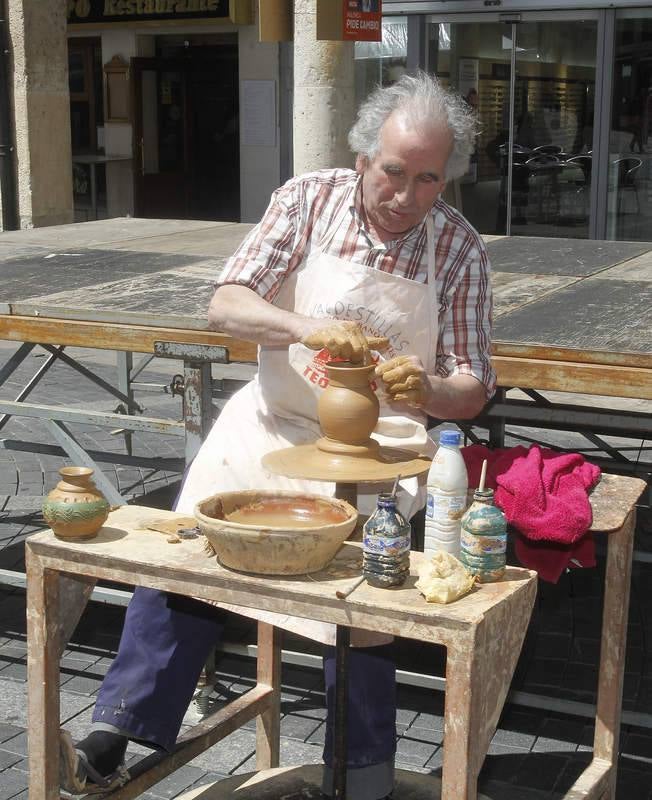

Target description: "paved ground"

left=0, top=342, right=651, bottom=799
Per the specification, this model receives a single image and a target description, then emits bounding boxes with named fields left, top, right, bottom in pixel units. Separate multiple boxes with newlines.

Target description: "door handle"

left=140, top=137, right=145, bottom=175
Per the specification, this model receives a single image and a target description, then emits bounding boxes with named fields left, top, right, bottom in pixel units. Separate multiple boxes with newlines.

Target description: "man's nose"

left=395, top=181, right=415, bottom=206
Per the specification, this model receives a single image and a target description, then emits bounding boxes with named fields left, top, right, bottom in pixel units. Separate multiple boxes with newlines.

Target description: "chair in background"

left=533, top=144, right=563, bottom=155
left=510, top=162, right=531, bottom=225
left=499, top=142, right=533, bottom=164
left=611, top=157, right=643, bottom=215
left=558, top=158, right=590, bottom=222
left=525, top=154, right=563, bottom=222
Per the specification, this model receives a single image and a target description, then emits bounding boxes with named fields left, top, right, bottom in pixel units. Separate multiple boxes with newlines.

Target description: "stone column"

left=9, top=0, right=73, bottom=228
left=293, top=0, right=356, bottom=175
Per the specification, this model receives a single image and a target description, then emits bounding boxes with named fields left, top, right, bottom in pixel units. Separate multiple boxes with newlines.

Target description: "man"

left=60, top=71, right=495, bottom=800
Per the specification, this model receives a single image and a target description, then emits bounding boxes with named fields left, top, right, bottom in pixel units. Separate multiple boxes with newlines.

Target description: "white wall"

left=238, top=28, right=281, bottom=222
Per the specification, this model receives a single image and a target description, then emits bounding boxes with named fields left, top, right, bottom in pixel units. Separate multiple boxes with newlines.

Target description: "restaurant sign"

left=67, top=0, right=233, bottom=25
left=342, top=0, right=381, bottom=42
left=317, top=0, right=382, bottom=42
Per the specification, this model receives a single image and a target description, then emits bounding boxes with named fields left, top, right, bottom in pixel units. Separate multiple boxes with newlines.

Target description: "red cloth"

left=461, top=444, right=601, bottom=583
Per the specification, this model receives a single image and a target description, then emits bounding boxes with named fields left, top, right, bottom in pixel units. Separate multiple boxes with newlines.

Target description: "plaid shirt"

left=220, top=169, right=496, bottom=398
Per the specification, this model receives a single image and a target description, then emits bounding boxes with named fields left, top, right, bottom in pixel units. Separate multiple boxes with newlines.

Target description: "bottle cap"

left=439, top=430, right=461, bottom=446
left=377, top=491, right=397, bottom=506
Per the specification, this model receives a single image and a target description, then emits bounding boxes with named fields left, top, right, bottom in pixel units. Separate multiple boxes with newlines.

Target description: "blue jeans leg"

left=91, top=587, right=224, bottom=751
left=321, top=642, right=396, bottom=798
left=322, top=642, right=396, bottom=767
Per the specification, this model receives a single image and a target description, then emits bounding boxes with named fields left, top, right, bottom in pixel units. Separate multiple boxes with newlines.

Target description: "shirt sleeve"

left=435, top=234, right=496, bottom=400
left=216, top=178, right=305, bottom=302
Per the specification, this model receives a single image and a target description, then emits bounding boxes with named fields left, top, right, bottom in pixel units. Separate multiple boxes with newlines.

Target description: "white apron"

left=177, top=207, right=438, bottom=644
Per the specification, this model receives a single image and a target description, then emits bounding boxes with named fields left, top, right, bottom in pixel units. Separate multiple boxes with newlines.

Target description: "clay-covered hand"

left=375, top=355, right=432, bottom=408
left=301, top=320, right=389, bottom=364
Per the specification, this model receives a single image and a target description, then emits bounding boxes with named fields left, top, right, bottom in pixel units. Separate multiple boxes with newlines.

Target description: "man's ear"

left=355, top=154, right=368, bottom=174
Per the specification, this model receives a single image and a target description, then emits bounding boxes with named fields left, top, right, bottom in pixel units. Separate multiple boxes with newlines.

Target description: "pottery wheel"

left=262, top=441, right=430, bottom=483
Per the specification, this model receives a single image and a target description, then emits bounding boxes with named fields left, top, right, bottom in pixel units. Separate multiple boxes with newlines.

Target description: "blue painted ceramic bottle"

left=460, top=488, right=507, bottom=582
left=363, top=492, right=411, bottom=588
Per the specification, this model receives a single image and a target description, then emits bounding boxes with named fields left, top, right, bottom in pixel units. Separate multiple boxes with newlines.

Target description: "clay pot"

left=317, top=362, right=379, bottom=454
left=195, top=490, right=358, bottom=575
left=42, top=467, right=110, bottom=540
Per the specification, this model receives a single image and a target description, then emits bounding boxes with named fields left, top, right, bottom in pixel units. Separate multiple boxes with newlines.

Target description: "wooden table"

left=25, top=473, right=646, bottom=800
left=0, top=223, right=648, bottom=472
left=0, top=223, right=649, bottom=465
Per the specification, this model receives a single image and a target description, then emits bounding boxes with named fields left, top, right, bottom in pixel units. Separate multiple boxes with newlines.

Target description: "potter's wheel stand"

left=262, top=438, right=430, bottom=800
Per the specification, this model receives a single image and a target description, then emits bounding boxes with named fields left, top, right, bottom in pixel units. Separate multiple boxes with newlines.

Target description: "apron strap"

left=425, top=213, right=438, bottom=371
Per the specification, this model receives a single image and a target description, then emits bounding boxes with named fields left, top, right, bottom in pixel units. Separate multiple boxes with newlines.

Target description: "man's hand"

left=375, top=355, right=432, bottom=408
left=301, top=320, right=389, bottom=364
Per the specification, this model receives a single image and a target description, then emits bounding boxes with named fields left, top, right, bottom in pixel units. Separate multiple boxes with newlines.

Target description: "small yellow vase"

left=42, top=467, right=110, bottom=540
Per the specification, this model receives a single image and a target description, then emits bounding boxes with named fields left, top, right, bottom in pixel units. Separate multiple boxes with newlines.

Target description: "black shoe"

left=59, top=730, right=130, bottom=795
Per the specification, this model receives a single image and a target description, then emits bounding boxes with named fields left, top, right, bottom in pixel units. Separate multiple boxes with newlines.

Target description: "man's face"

left=357, top=112, right=452, bottom=242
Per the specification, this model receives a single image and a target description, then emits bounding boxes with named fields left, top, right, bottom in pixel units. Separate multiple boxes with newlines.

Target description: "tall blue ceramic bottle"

left=363, top=492, right=411, bottom=588
left=460, top=488, right=507, bottom=582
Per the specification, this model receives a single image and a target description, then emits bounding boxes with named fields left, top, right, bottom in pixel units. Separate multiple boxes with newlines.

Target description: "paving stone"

left=60, top=672, right=104, bottom=696
left=395, top=734, right=437, bottom=767
left=288, top=699, right=327, bottom=721
left=60, top=651, right=101, bottom=668
left=148, top=764, right=207, bottom=799
left=623, top=731, right=652, bottom=762
left=0, top=769, right=29, bottom=800
left=0, top=750, right=21, bottom=770
left=515, top=753, right=573, bottom=792
left=0, top=663, right=26, bottom=682
left=0, top=725, right=22, bottom=745
left=279, top=714, right=322, bottom=742
left=185, top=729, right=256, bottom=774
left=422, top=749, right=443, bottom=770
left=480, top=748, right=529, bottom=785
left=477, top=779, right=551, bottom=800
left=410, top=709, right=445, bottom=733
left=0, top=733, right=25, bottom=758
left=236, top=739, right=323, bottom=776
left=533, top=716, right=585, bottom=752
left=490, top=726, right=536, bottom=758
left=403, top=723, right=443, bottom=746
left=304, top=721, right=325, bottom=747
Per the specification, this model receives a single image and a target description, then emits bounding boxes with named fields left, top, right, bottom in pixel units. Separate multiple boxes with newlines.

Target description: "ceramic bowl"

left=195, top=490, right=358, bottom=575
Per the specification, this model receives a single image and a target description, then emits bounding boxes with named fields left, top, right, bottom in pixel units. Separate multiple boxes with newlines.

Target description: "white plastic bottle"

left=424, top=430, right=469, bottom=557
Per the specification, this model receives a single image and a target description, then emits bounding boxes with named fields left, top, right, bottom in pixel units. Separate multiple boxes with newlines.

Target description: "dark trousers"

left=92, top=587, right=396, bottom=767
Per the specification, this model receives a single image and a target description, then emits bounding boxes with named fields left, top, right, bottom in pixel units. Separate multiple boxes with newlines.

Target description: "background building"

left=3, top=0, right=652, bottom=242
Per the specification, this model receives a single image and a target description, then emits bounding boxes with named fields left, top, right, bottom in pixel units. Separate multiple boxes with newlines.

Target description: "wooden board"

left=0, top=248, right=206, bottom=302
left=485, top=236, right=650, bottom=277
left=494, top=277, right=652, bottom=353
left=0, top=222, right=649, bottom=399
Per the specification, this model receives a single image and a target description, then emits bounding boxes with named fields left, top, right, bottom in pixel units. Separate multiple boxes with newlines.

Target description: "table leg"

left=256, top=622, right=281, bottom=770
left=593, top=510, right=635, bottom=796
left=441, top=632, right=482, bottom=800
left=333, top=625, right=350, bottom=800
left=442, top=578, right=536, bottom=800
left=116, top=351, right=134, bottom=457
left=26, top=546, right=61, bottom=800
left=183, top=360, right=213, bottom=465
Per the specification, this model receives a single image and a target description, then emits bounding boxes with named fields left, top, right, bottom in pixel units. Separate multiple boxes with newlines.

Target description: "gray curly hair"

left=348, top=70, right=479, bottom=181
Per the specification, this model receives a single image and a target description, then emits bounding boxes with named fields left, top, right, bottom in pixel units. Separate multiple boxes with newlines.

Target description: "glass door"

left=608, top=9, right=652, bottom=242
left=133, top=59, right=190, bottom=219
left=426, top=13, right=598, bottom=239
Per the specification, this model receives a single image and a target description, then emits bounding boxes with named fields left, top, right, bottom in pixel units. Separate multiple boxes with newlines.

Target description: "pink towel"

left=461, top=444, right=601, bottom=583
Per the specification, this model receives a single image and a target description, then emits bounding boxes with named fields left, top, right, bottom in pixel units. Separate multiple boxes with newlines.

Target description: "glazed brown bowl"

left=195, top=490, right=358, bottom=575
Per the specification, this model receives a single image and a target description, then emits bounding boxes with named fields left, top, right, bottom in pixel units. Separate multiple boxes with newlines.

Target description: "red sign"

left=342, top=0, right=382, bottom=42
